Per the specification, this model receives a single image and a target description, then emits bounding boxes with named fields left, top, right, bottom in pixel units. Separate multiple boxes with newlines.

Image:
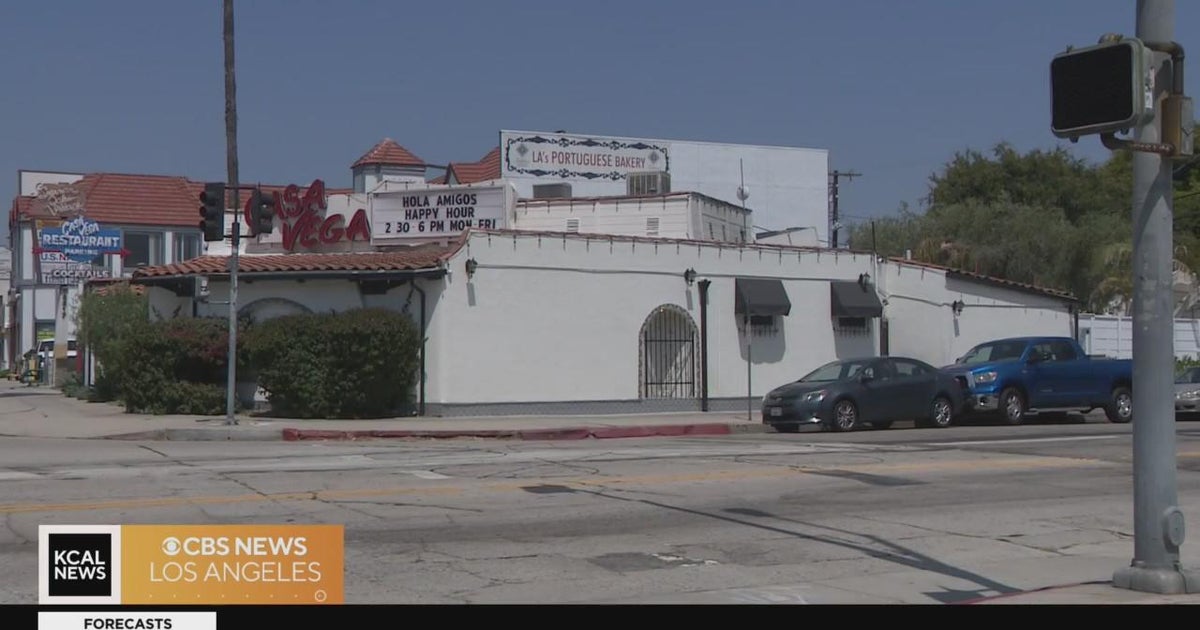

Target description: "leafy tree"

left=849, top=130, right=1200, bottom=313
left=75, top=283, right=149, bottom=400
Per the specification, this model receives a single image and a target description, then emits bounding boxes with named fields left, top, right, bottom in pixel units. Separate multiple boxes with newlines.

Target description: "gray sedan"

left=1176, top=367, right=1200, bottom=419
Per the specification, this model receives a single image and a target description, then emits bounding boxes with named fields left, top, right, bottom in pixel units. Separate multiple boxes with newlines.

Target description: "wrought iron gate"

left=639, top=305, right=698, bottom=399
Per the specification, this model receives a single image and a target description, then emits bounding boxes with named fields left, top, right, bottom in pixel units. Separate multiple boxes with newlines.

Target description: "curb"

left=280, top=422, right=767, bottom=442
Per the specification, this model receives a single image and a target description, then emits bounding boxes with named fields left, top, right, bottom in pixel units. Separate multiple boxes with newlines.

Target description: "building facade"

left=16, top=131, right=1076, bottom=416
left=7, top=171, right=212, bottom=369
left=133, top=228, right=1075, bottom=417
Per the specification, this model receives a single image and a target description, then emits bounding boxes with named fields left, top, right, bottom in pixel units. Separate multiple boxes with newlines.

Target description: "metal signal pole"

left=223, top=0, right=240, bottom=426
left=1113, top=0, right=1198, bottom=594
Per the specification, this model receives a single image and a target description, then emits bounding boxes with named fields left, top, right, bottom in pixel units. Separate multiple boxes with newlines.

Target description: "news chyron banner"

left=39, top=524, right=343, bottom=606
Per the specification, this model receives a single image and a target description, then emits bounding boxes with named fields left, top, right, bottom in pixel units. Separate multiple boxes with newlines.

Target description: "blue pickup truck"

left=941, top=336, right=1134, bottom=425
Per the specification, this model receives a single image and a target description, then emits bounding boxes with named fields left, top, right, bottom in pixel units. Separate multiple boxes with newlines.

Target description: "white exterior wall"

left=513, top=195, right=692, bottom=239
left=1076, top=314, right=1200, bottom=360
left=500, top=130, right=828, bottom=241
left=756, top=228, right=821, bottom=247
left=429, top=232, right=875, bottom=406
left=692, top=194, right=752, bottom=243
left=20, top=225, right=34, bottom=282
left=20, top=288, right=34, bottom=354
left=512, top=193, right=751, bottom=243
left=879, top=261, right=1075, bottom=368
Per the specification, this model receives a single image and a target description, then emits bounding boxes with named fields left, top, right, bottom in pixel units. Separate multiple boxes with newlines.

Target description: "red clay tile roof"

left=428, top=175, right=447, bottom=185
left=12, top=175, right=354, bottom=229
left=447, top=147, right=501, bottom=184
left=84, top=279, right=146, bottom=296
left=889, top=257, right=1077, bottom=302
left=131, top=247, right=459, bottom=280
left=13, top=173, right=204, bottom=228
left=351, top=138, right=425, bottom=169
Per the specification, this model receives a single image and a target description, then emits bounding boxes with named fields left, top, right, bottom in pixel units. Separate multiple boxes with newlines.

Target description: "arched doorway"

left=639, top=304, right=698, bottom=400
left=238, top=297, right=312, bottom=323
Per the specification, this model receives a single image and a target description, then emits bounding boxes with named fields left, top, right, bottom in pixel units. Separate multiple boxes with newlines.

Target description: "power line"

left=828, top=170, right=861, bottom=248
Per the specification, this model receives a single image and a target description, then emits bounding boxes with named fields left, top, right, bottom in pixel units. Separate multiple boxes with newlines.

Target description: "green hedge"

left=245, top=308, right=420, bottom=418
left=118, top=317, right=247, bottom=415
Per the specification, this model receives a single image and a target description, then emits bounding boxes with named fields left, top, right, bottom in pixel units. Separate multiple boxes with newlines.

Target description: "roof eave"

left=943, top=269, right=1077, bottom=303
left=133, top=266, right=447, bottom=285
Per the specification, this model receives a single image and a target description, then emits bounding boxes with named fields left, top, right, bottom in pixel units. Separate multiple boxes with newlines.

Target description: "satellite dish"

left=736, top=185, right=750, bottom=201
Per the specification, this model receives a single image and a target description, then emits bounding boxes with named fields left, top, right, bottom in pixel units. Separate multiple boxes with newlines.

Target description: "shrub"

left=116, top=317, right=249, bottom=415
left=1178, top=355, right=1200, bottom=373
left=246, top=308, right=420, bottom=418
left=61, top=370, right=88, bottom=400
left=75, top=284, right=150, bottom=400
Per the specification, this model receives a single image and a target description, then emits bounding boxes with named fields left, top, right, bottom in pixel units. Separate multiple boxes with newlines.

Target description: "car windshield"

left=1177, top=367, right=1200, bottom=384
left=959, top=341, right=1027, bottom=365
left=798, top=360, right=874, bottom=383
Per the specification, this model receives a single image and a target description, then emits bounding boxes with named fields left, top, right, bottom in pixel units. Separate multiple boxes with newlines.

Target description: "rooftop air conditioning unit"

left=627, top=171, right=670, bottom=196
left=533, top=183, right=572, bottom=199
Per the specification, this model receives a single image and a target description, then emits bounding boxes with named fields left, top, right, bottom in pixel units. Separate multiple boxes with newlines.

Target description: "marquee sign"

left=370, top=184, right=507, bottom=242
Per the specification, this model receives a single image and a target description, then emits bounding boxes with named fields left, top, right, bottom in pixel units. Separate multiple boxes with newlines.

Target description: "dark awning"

left=831, top=280, right=883, bottom=318
left=734, top=278, right=792, bottom=316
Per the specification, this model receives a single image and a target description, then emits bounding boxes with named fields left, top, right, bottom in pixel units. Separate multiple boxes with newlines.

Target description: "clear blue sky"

left=2, top=0, right=1196, bottom=237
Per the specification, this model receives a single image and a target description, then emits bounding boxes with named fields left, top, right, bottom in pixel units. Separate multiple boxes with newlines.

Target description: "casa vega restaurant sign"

left=250, top=179, right=371, bottom=252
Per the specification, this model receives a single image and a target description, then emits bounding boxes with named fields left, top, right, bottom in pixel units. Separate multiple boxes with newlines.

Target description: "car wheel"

left=1000, top=387, right=1025, bottom=425
left=1106, top=386, right=1133, bottom=423
left=929, top=396, right=954, bottom=428
left=832, top=399, right=858, bottom=432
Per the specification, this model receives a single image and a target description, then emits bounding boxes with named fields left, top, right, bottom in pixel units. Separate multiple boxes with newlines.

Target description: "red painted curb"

left=589, top=423, right=733, bottom=439
left=517, top=428, right=593, bottom=441
left=283, top=423, right=738, bottom=441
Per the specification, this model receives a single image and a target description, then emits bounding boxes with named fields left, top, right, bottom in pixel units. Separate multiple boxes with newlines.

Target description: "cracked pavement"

left=2, top=419, right=1200, bottom=603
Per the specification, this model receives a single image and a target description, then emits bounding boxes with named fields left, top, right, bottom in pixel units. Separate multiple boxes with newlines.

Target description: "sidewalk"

left=0, top=381, right=769, bottom=442
left=964, top=581, right=1200, bottom=605
left=6, top=383, right=1200, bottom=604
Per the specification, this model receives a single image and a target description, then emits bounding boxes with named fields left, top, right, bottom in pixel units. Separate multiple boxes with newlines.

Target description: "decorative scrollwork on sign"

left=503, top=134, right=670, bottom=181
left=34, top=182, right=84, bottom=218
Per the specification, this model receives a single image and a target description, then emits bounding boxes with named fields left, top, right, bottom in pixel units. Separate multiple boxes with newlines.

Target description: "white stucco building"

left=15, top=131, right=1077, bottom=414
left=131, top=226, right=1076, bottom=416
left=498, top=130, right=829, bottom=243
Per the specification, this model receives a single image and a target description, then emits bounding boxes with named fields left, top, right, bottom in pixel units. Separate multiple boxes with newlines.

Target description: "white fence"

left=1077, top=313, right=1200, bottom=360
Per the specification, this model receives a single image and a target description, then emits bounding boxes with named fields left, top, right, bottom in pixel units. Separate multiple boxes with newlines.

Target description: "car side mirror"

left=858, top=372, right=873, bottom=384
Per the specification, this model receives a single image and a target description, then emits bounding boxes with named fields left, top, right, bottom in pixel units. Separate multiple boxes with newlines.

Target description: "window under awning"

left=830, top=280, right=884, bottom=318
left=734, top=278, right=792, bottom=317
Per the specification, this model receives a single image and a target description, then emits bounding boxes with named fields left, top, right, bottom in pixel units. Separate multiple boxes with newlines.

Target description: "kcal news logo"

left=39, top=525, right=123, bottom=604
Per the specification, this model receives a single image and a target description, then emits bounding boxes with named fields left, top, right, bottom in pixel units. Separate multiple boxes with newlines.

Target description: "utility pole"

left=223, top=0, right=240, bottom=426
left=828, top=170, right=860, bottom=248
left=1113, top=0, right=1198, bottom=594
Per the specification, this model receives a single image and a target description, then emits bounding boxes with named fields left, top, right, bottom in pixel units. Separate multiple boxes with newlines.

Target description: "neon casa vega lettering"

left=263, top=179, right=371, bottom=251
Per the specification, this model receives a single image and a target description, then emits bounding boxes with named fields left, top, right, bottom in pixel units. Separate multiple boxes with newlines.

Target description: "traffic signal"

left=1051, top=37, right=1150, bottom=139
left=199, top=182, right=226, bottom=242
left=249, top=188, right=276, bottom=236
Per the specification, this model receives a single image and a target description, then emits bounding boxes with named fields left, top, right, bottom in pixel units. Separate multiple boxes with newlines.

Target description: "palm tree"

left=1089, top=242, right=1199, bottom=316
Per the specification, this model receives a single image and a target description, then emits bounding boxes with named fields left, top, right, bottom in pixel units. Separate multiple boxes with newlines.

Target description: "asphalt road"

left=3, top=414, right=1200, bottom=604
